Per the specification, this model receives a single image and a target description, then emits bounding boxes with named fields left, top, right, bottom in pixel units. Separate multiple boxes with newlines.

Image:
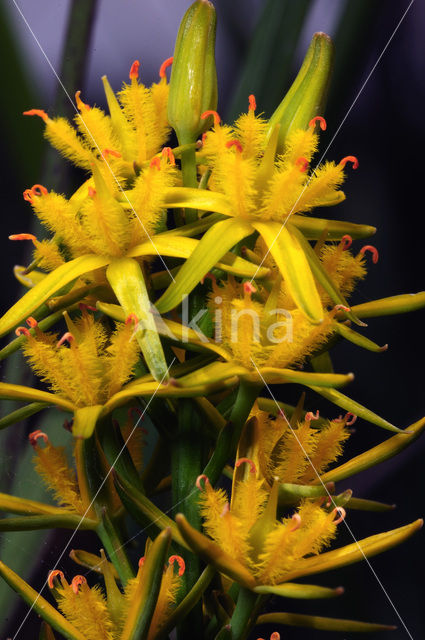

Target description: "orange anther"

left=57, top=332, right=74, bottom=347
left=195, top=474, right=210, bottom=491
left=226, top=139, right=243, bottom=153
left=339, top=234, right=352, bottom=250
left=125, top=313, right=139, bottom=325
left=270, top=633, right=281, bottom=640
left=129, top=60, right=140, bottom=80
left=26, top=317, right=38, bottom=328
left=15, top=326, right=31, bottom=337
left=23, top=109, right=48, bottom=122
left=359, top=245, right=379, bottom=263
left=309, top=116, right=327, bottom=131
left=243, top=281, right=257, bottom=295
left=290, top=513, right=302, bottom=532
left=29, top=430, right=49, bottom=448
left=248, top=94, right=257, bottom=112
left=344, top=412, right=357, bottom=426
left=31, top=184, right=48, bottom=197
left=201, top=132, right=208, bottom=145
left=138, top=556, right=145, bottom=568
left=305, top=410, right=319, bottom=422
left=9, top=233, right=37, bottom=243
left=334, top=304, right=351, bottom=313
left=162, top=146, right=176, bottom=165
left=235, top=457, right=257, bottom=474
left=201, top=110, right=221, bottom=126
left=23, top=189, right=33, bottom=203
left=296, top=157, right=309, bottom=172
left=200, top=272, right=216, bottom=285
left=47, top=570, right=65, bottom=589
left=339, top=155, right=359, bottom=170
left=75, top=91, right=90, bottom=112
left=159, top=56, right=173, bottom=79
left=150, top=156, right=161, bottom=170
left=102, top=148, right=122, bottom=158
left=88, top=186, right=96, bottom=198
left=169, top=555, right=186, bottom=576
left=71, top=575, right=87, bottom=594
left=333, top=507, right=346, bottom=525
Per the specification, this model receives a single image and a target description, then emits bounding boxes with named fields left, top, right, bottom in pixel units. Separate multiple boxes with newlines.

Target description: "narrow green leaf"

left=0, top=493, right=72, bottom=517
left=346, top=497, right=395, bottom=513
left=254, top=582, right=343, bottom=599
left=257, top=612, right=395, bottom=632
left=334, top=321, right=387, bottom=352
left=106, top=257, right=168, bottom=381
left=69, top=549, right=119, bottom=578
left=0, top=402, right=48, bottom=430
left=254, top=367, right=353, bottom=388
left=320, top=417, right=425, bottom=483
left=308, top=386, right=402, bottom=433
left=351, top=291, right=425, bottom=318
left=0, top=382, right=74, bottom=412
left=0, top=514, right=97, bottom=531
left=291, top=214, right=376, bottom=240
left=0, top=560, right=86, bottom=640
left=252, top=220, right=323, bottom=323
left=156, top=218, right=254, bottom=314
left=278, top=482, right=330, bottom=507
left=162, top=186, right=232, bottom=216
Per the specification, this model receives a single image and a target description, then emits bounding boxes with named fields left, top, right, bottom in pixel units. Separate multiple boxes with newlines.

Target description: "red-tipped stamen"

left=334, top=304, right=351, bottom=313
left=195, top=474, right=211, bottom=491
left=9, top=233, right=37, bottom=244
left=344, top=412, right=357, bottom=426
left=129, top=60, right=140, bottom=80
left=57, top=332, right=74, bottom=347
left=159, top=56, right=173, bottom=79
left=29, top=430, right=49, bottom=448
left=26, top=316, right=38, bottom=328
left=235, top=457, right=257, bottom=474
left=226, top=139, right=243, bottom=153
left=47, top=569, right=64, bottom=589
left=309, top=116, right=327, bottom=131
left=125, top=313, right=139, bottom=326
left=75, top=91, right=90, bottom=112
left=339, top=155, right=359, bottom=170
left=23, top=109, right=48, bottom=122
left=333, top=507, right=346, bottom=525
left=305, top=410, right=320, bottom=422
left=15, top=326, right=31, bottom=337
left=248, top=94, right=257, bottom=112
left=290, top=513, right=302, bottom=532
left=359, top=245, right=379, bottom=264
left=150, top=156, right=161, bottom=170
left=201, top=132, right=208, bottom=146
left=295, top=157, right=309, bottom=172
left=71, top=575, right=87, bottom=594
left=138, top=556, right=145, bottom=568
left=169, top=555, right=186, bottom=576
left=78, top=303, right=97, bottom=312
left=201, top=110, right=221, bottom=126
left=270, top=633, right=281, bottom=640
left=23, top=189, right=33, bottom=203
left=243, top=281, right=257, bottom=295
left=162, top=146, right=176, bottom=165
left=31, top=184, right=48, bottom=197
left=339, top=234, right=352, bottom=250
left=102, top=148, right=122, bottom=159
left=200, top=272, right=217, bottom=285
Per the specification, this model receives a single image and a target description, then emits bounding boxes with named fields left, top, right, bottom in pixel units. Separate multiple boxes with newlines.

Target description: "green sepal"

left=0, top=382, right=74, bottom=412
left=252, top=220, right=323, bottom=323
left=291, top=214, right=376, bottom=240
left=278, top=482, right=331, bottom=507
left=267, top=31, right=334, bottom=153
left=0, top=514, right=97, bottom=531
left=346, top=497, right=395, bottom=512
left=99, top=549, right=124, bottom=626
left=120, top=528, right=172, bottom=640
left=309, top=385, right=402, bottom=433
left=0, top=402, right=48, bottom=430
left=257, top=612, right=395, bottom=632
left=0, top=492, right=75, bottom=517
left=334, top=321, right=387, bottom=352
left=0, top=254, right=109, bottom=337
left=0, top=560, right=86, bottom=640
left=320, top=416, right=425, bottom=483
left=106, top=257, right=168, bottom=381
left=156, top=218, right=254, bottom=314
left=254, top=582, right=343, bottom=599
left=69, top=549, right=119, bottom=578
left=72, top=405, right=103, bottom=439
left=351, top=291, right=425, bottom=318
left=99, top=418, right=144, bottom=492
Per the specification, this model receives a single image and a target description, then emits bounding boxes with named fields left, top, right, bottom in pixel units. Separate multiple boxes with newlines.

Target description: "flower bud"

left=267, top=32, right=334, bottom=153
left=168, top=0, right=218, bottom=145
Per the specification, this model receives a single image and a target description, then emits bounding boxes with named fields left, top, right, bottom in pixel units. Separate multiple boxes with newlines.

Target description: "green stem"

left=203, top=380, right=262, bottom=485
left=96, top=511, right=134, bottom=585
left=229, top=587, right=259, bottom=640
left=180, top=146, right=199, bottom=223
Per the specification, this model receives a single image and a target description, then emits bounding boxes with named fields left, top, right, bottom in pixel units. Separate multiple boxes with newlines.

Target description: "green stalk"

left=181, top=145, right=199, bottom=223
left=96, top=511, right=134, bottom=586
left=229, top=587, right=259, bottom=640
left=203, top=380, right=262, bottom=485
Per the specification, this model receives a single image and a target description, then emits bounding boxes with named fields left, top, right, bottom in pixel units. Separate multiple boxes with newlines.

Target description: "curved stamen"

left=15, top=326, right=31, bottom=337
left=334, top=304, right=351, bottom=313
left=339, top=234, right=352, bottom=250
left=309, top=116, right=327, bottom=131
left=344, top=412, right=357, bottom=426
left=295, top=157, right=309, bottom=172
left=78, top=303, right=97, bottom=312
left=23, top=109, right=48, bottom=122
left=26, top=316, right=38, bottom=328
left=359, top=245, right=379, bottom=264
left=162, top=146, right=176, bottom=165
left=195, top=474, right=211, bottom=491
left=290, top=513, right=302, bottom=532
left=333, top=506, right=346, bottom=525
left=102, top=148, right=121, bottom=159
left=226, top=139, right=243, bottom=153
left=9, top=233, right=37, bottom=245
left=75, top=91, right=90, bottom=112
left=169, top=555, right=186, bottom=576
left=201, top=110, right=221, bottom=126
left=305, top=410, right=320, bottom=422
left=159, top=56, right=173, bottom=79
left=125, top=313, right=139, bottom=326
left=235, top=457, right=257, bottom=474
left=150, top=156, right=161, bottom=170
left=129, top=60, right=140, bottom=80
left=23, top=189, right=33, bottom=203
left=31, top=184, right=48, bottom=197
left=71, top=575, right=87, bottom=594
left=29, top=430, right=49, bottom=448
left=57, top=332, right=75, bottom=347
left=47, top=569, right=65, bottom=589
left=339, top=155, right=359, bottom=170
left=248, top=94, right=257, bottom=112
left=138, top=556, right=145, bottom=568
left=200, top=272, right=216, bottom=285
left=243, top=281, right=257, bottom=295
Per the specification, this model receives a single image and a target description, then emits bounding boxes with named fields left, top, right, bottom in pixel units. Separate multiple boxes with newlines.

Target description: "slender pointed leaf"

left=0, top=514, right=97, bottom=531
left=0, top=493, right=73, bottom=517
left=257, top=612, right=395, bottom=632
left=346, top=497, right=395, bottom=513
left=254, top=582, right=343, bottom=599
left=0, top=382, right=74, bottom=412
left=351, top=291, right=425, bottom=318
left=0, top=402, right=49, bottom=430
left=291, top=214, right=376, bottom=240
left=334, top=321, right=387, bottom=352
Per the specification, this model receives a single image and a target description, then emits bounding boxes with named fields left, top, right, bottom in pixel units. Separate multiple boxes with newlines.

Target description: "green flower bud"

left=168, top=0, right=218, bottom=145
left=267, top=32, right=334, bottom=153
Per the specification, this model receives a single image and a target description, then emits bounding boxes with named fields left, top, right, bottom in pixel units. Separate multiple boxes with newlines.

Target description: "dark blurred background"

left=0, top=1, right=424, bottom=638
